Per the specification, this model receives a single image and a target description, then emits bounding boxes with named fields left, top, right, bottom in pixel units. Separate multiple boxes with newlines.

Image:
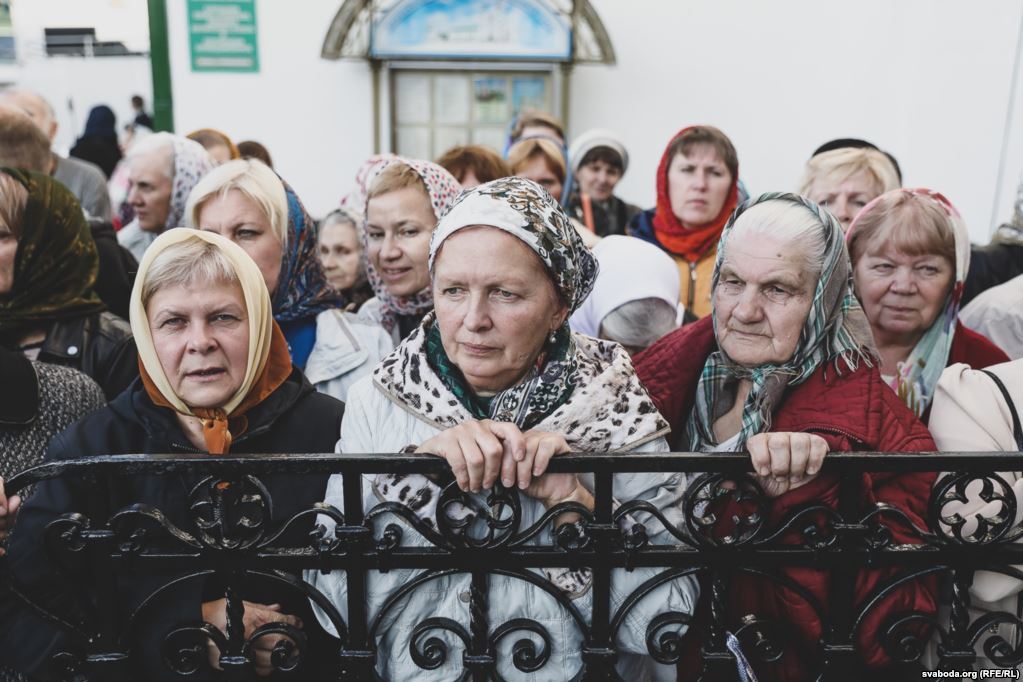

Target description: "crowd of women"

left=1, top=95, right=1022, bottom=680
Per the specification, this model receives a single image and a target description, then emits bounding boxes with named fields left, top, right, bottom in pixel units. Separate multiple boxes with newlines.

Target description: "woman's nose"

left=185, top=322, right=216, bottom=352
left=732, top=291, right=762, bottom=322
left=380, top=233, right=401, bottom=260
left=462, top=293, right=491, bottom=331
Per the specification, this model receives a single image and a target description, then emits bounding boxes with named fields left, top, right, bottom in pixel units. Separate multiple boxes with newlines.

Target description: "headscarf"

left=340, top=153, right=398, bottom=214
left=271, top=179, right=345, bottom=323
left=361, top=157, right=461, bottom=332
left=425, top=176, right=598, bottom=427
left=80, top=105, right=118, bottom=145
left=569, top=235, right=680, bottom=337
left=0, top=169, right=106, bottom=343
left=688, top=192, right=876, bottom=450
left=129, top=230, right=292, bottom=454
left=846, top=188, right=971, bottom=417
left=568, top=128, right=629, bottom=175
left=651, top=126, right=741, bottom=262
left=117, top=134, right=215, bottom=259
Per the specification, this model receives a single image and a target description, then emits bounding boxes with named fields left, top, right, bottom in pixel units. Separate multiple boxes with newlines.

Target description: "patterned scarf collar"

left=271, top=180, right=345, bottom=322
left=847, top=188, right=970, bottom=417
left=688, top=192, right=876, bottom=450
left=374, top=316, right=668, bottom=451
left=360, top=157, right=461, bottom=333
left=425, top=318, right=575, bottom=430
left=0, top=169, right=107, bottom=342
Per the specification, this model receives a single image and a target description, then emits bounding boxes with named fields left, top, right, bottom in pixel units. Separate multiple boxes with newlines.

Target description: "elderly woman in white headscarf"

left=307, top=177, right=696, bottom=681
left=117, top=132, right=215, bottom=261
left=570, top=234, right=683, bottom=354
left=567, top=129, right=640, bottom=237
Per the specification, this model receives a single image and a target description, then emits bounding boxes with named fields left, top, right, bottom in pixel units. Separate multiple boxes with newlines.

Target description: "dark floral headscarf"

left=0, top=169, right=106, bottom=343
left=271, top=180, right=345, bottom=323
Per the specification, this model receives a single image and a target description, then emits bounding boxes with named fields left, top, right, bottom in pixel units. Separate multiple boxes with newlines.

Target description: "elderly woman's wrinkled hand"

left=515, top=430, right=577, bottom=504
left=416, top=420, right=528, bottom=493
left=202, top=598, right=303, bottom=677
left=747, top=432, right=829, bottom=498
left=0, top=476, right=22, bottom=556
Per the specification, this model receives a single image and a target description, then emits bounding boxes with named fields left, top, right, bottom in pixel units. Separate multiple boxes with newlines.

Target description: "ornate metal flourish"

left=436, top=481, right=520, bottom=549
left=930, top=472, right=1023, bottom=546
left=188, top=475, right=271, bottom=550
left=683, top=472, right=768, bottom=547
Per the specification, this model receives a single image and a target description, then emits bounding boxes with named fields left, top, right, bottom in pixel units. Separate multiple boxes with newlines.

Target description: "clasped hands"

left=416, top=419, right=592, bottom=511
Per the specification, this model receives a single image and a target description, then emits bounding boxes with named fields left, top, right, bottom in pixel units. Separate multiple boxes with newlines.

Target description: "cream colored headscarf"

left=129, top=229, right=275, bottom=418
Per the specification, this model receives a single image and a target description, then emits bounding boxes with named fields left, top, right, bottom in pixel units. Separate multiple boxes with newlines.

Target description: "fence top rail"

left=6, top=451, right=1023, bottom=495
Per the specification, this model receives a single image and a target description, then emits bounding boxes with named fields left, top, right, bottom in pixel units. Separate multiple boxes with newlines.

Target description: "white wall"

left=6, top=0, right=152, bottom=154
left=165, top=0, right=373, bottom=218
left=14, top=0, right=1021, bottom=240
left=575, top=0, right=1023, bottom=242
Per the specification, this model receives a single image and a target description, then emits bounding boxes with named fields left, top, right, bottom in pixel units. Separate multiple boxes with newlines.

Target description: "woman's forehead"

left=721, top=237, right=810, bottom=285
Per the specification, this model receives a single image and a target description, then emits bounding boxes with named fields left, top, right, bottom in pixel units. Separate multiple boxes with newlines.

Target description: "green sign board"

left=187, top=0, right=259, bottom=73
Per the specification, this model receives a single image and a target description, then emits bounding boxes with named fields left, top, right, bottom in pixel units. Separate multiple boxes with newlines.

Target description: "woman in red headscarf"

left=627, top=126, right=740, bottom=318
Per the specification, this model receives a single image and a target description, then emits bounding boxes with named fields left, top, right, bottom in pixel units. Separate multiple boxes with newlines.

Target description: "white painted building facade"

left=6, top=0, right=1023, bottom=243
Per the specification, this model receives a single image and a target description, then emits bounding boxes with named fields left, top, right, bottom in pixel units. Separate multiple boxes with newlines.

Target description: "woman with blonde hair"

left=800, top=144, right=900, bottom=231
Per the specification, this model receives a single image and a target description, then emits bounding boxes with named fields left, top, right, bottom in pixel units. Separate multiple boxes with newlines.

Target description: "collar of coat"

left=372, top=320, right=669, bottom=452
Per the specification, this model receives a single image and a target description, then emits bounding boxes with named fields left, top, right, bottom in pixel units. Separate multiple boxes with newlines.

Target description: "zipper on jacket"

left=687, top=259, right=698, bottom=312
left=801, top=424, right=865, bottom=445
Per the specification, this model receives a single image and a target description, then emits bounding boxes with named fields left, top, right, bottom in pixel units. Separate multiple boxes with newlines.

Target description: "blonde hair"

left=185, top=158, right=288, bottom=246
left=847, top=191, right=956, bottom=265
left=507, top=138, right=566, bottom=184
left=366, top=161, right=429, bottom=204
left=0, top=173, right=29, bottom=238
left=141, top=234, right=239, bottom=308
left=799, top=147, right=900, bottom=199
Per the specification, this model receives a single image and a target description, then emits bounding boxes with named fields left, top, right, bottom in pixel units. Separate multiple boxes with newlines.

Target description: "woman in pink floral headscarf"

left=356, top=157, right=461, bottom=342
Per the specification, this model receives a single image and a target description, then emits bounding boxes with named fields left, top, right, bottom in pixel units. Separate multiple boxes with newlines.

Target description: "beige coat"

left=929, top=360, right=1023, bottom=668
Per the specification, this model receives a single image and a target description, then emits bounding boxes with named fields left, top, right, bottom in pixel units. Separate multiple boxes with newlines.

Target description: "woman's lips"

left=185, top=368, right=227, bottom=382
left=380, top=267, right=411, bottom=282
left=461, top=343, right=498, bottom=356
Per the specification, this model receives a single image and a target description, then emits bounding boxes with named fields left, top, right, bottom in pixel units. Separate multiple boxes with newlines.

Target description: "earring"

left=549, top=329, right=557, bottom=344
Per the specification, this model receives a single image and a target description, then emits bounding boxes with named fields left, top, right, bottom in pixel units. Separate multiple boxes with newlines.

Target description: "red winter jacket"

left=634, top=317, right=938, bottom=681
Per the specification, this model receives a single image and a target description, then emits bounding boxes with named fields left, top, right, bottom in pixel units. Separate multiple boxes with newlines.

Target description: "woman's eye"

left=160, top=317, right=185, bottom=328
left=367, top=231, right=383, bottom=241
left=237, top=229, right=259, bottom=239
left=400, top=228, right=420, bottom=238
left=213, top=314, right=239, bottom=323
left=443, top=287, right=463, bottom=296
left=918, top=265, right=939, bottom=275
left=872, top=263, right=894, bottom=273
left=494, top=289, right=517, bottom=300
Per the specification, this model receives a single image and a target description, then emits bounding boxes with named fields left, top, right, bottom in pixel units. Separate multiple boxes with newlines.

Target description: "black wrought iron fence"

left=4, top=452, right=1023, bottom=681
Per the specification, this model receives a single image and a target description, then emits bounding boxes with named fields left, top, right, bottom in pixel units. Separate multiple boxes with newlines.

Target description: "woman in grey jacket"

left=307, top=178, right=698, bottom=680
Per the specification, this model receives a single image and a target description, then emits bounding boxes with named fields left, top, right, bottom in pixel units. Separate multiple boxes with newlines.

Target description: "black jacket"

left=4, top=369, right=345, bottom=680
left=88, top=220, right=138, bottom=320
left=963, top=241, right=1023, bottom=306
left=39, top=311, right=138, bottom=401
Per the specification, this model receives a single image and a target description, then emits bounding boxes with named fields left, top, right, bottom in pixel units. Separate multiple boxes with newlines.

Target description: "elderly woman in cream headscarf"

left=6, top=230, right=344, bottom=680
left=307, top=177, right=697, bottom=681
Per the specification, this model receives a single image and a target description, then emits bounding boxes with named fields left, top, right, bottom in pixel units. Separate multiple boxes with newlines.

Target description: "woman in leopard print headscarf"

left=307, top=177, right=698, bottom=681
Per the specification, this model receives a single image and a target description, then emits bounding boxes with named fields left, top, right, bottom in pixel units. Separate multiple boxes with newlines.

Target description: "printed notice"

left=187, top=0, right=259, bottom=73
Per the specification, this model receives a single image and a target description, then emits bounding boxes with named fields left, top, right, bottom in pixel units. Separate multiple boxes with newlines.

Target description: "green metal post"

left=147, top=0, right=174, bottom=132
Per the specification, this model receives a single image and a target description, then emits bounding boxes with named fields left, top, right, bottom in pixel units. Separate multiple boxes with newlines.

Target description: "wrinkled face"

left=433, top=227, right=568, bottom=393
left=128, top=149, right=174, bottom=232
left=516, top=156, right=563, bottom=201
left=0, top=223, right=16, bottom=295
left=807, top=170, right=881, bottom=232
left=853, top=244, right=954, bottom=346
left=576, top=159, right=622, bottom=202
left=365, top=187, right=436, bottom=297
left=318, top=219, right=361, bottom=291
left=147, top=279, right=250, bottom=410
left=196, top=189, right=283, bottom=296
left=715, top=233, right=816, bottom=368
left=667, top=144, right=733, bottom=229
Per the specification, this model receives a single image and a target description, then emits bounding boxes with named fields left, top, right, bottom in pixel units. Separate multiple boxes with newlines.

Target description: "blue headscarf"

left=272, top=181, right=345, bottom=367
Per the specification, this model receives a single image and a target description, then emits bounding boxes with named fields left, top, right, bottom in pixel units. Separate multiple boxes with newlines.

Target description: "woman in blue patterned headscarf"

left=186, top=159, right=344, bottom=368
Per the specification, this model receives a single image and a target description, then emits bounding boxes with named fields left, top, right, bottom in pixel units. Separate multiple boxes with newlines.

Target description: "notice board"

left=188, top=0, right=259, bottom=73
